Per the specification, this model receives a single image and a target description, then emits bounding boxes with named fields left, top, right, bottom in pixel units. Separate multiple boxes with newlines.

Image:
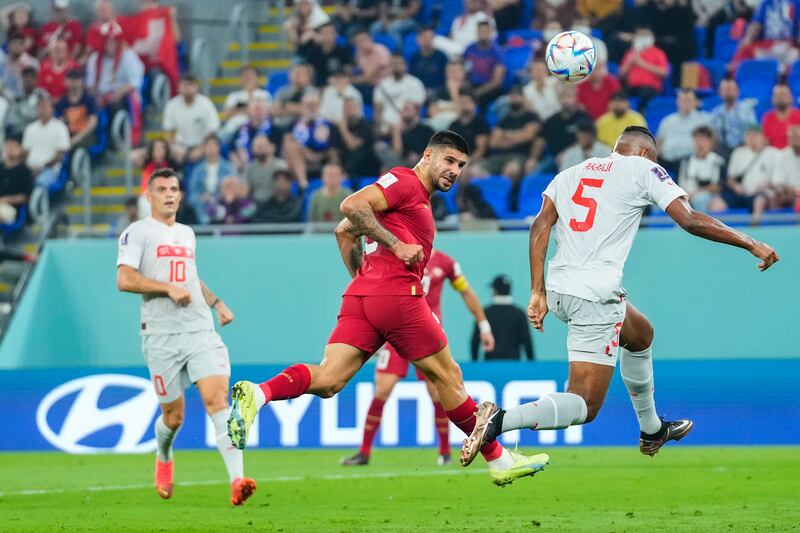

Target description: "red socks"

left=258, top=364, right=311, bottom=402
left=433, top=401, right=450, bottom=456
left=446, top=397, right=503, bottom=461
left=359, top=398, right=386, bottom=457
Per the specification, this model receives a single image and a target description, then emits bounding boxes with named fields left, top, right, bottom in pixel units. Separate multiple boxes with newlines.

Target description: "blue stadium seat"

left=762, top=208, right=796, bottom=226
left=504, top=45, right=532, bottom=88
left=700, top=94, right=722, bottom=112
left=403, top=33, right=419, bottom=61
left=713, top=23, right=737, bottom=62
left=517, top=173, right=554, bottom=216
left=373, top=32, right=398, bottom=53
left=695, top=26, right=707, bottom=59
left=435, top=0, right=464, bottom=35
left=644, top=96, right=677, bottom=133
left=521, top=0, right=535, bottom=29
left=88, top=109, right=110, bottom=158
left=470, top=175, right=512, bottom=218
left=439, top=180, right=460, bottom=214
left=736, top=59, right=779, bottom=101
left=266, top=70, right=289, bottom=96
left=696, top=58, right=726, bottom=90
left=0, top=204, right=27, bottom=237
left=501, top=29, right=542, bottom=46
left=788, top=60, right=800, bottom=95
left=300, top=179, right=324, bottom=220
left=607, top=61, right=619, bottom=76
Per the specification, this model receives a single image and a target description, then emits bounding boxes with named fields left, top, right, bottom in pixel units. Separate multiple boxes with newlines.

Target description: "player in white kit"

left=461, top=126, right=779, bottom=466
left=116, top=168, right=256, bottom=505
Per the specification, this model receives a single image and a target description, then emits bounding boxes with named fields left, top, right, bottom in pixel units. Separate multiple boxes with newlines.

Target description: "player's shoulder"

left=119, top=218, right=151, bottom=239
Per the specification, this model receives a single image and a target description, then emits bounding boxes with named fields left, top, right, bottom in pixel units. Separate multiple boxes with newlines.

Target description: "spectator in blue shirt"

left=55, top=68, right=99, bottom=151
left=710, top=79, right=758, bottom=156
left=283, top=91, right=333, bottom=186
left=463, top=21, right=506, bottom=112
left=735, top=0, right=800, bottom=70
left=409, top=26, right=449, bottom=95
left=188, top=134, right=235, bottom=224
left=231, top=95, right=283, bottom=171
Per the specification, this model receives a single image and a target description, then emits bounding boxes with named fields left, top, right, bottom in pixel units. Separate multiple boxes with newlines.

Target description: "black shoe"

left=341, top=452, right=369, bottom=466
left=437, top=453, right=452, bottom=466
left=640, top=419, right=693, bottom=456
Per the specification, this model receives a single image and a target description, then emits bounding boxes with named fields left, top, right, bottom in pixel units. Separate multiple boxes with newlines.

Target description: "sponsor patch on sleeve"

left=377, top=172, right=399, bottom=188
left=120, top=232, right=128, bottom=246
left=650, top=166, right=672, bottom=183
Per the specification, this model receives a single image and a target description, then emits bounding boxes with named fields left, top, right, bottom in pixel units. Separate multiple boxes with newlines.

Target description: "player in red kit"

left=229, top=131, right=549, bottom=486
left=340, top=249, right=495, bottom=466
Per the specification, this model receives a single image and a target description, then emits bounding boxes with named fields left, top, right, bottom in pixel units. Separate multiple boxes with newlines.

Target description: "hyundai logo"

left=36, top=374, right=159, bottom=454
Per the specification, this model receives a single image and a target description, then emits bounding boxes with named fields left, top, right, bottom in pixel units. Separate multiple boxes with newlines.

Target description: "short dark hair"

left=621, top=125, right=656, bottom=146
left=317, top=21, right=336, bottom=32
left=180, top=73, right=198, bottom=83
left=458, top=88, right=474, bottom=99
left=21, top=66, right=37, bottom=77
left=391, top=51, right=405, bottom=59
left=611, top=90, right=629, bottom=101
left=427, top=130, right=470, bottom=156
left=7, top=31, right=24, bottom=43
left=577, top=120, right=596, bottom=135
left=693, top=125, right=714, bottom=138
left=149, top=168, right=180, bottom=186
left=66, top=67, right=84, bottom=79
left=203, top=133, right=221, bottom=146
left=477, top=20, right=491, bottom=28
left=273, top=170, right=294, bottom=182
left=124, top=196, right=138, bottom=208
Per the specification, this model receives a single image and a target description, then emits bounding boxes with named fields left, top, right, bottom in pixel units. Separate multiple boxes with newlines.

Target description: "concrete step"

left=66, top=204, right=125, bottom=215
left=220, top=58, right=292, bottom=71
left=228, top=42, right=282, bottom=52
left=73, top=186, right=141, bottom=197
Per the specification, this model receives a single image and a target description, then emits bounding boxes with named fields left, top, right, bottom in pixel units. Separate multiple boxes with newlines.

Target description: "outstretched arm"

left=340, top=185, right=424, bottom=264
left=200, top=279, right=233, bottom=326
left=528, top=196, right=558, bottom=332
left=335, top=218, right=364, bottom=278
left=665, top=197, right=779, bottom=271
left=117, top=265, right=191, bottom=306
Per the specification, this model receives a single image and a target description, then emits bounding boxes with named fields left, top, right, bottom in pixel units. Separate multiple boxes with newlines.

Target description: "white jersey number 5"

left=569, top=178, right=604, bottom=232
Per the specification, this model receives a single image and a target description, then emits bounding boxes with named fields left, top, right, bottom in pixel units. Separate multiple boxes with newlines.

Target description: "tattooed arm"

left=527, top=196, right=558, bottom=332
left=335, top=218, right=364, bottom=278
left=339, top=185, right=424, bottom=264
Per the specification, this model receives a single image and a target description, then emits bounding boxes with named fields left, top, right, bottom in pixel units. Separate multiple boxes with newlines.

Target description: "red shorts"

left=328, top=295, right=448, bottom=362
left=375, top=343, right=426, bottom=379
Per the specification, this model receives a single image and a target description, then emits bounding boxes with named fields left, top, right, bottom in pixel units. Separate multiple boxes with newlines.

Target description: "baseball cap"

left=490, top=275, right=512, bottom=295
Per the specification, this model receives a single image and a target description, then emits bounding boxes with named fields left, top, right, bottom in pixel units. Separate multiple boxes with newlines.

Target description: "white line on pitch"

left=0, top=468, right=487, bottom=497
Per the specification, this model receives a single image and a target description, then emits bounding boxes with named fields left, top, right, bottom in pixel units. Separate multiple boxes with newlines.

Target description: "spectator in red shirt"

left=38, top=0, right=84, bottom=60
left=761, top=83, right=800, bottom=149
left=38, top=38, right=78, bottom=100
left=619, top=26, right=669, bottom=112
left=576, top=62, right=621, bottom=120
left=82, top=0, right=120, bottom=62
left=2, top=4, right=38, bottom=57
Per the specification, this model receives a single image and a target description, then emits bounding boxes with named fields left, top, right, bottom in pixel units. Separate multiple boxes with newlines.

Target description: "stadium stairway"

left=59, top=23, right=294, bottom=237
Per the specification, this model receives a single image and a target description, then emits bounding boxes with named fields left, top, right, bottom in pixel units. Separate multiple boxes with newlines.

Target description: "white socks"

left=211, top=409, right=244, bottom=482
left=619, top=345, right=662, bottom=434
left=500, top=392, right=588, bottom=432
left=155, top=415, right=180, bottom=463
left=487, top=447, right=515, bottom=470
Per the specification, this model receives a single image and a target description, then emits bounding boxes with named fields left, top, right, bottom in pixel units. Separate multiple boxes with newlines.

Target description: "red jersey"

left=761, top=108, right=800, bottom=149
left=577, top=73, right=621, bottom=120
left=39, top=20, right=84, bottom=56
left=38, top=58, right=78, bottom=100
left=345, top=168, right=435, bottom=297
left=423, top=250, right=466, bottom=318
left=621, top=46, right=669, bottom=92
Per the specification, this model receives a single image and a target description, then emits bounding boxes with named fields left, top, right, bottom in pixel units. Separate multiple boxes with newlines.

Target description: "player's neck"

left=151, top=213, right=177, bottom=226
left=412, top=164, right=434, bottom=196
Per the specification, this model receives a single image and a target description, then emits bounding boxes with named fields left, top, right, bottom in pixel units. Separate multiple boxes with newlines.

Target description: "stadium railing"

left=71, top=148, right=93, bottom=237
left=111, top=110, right=135, bottom=195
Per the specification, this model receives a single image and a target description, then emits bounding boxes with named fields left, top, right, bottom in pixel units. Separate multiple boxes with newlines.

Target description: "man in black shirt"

left=330, top=97, right=380, bottom=183
left=471, top=275, right=533, bottom=361
left=409, top=26, right=448, bottom=94
left=486, top=86, right=541, bottom=174
left=533, top=86, right=592, bottom=174
left=389, top=101, right=434, bottom=167
left=298, top=23, right=354, bottom=87
left=448, top=89, right=490, bottom=164
left=254, top=170, right=303, bottom=223
left=0, top=136, right=34, bottom=227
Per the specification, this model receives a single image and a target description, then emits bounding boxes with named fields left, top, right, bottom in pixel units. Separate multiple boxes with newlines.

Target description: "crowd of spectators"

left=3, top=0, right=800, bottom=235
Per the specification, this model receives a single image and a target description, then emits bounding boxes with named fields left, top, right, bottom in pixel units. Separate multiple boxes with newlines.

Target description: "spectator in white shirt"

left=320, top=69, right=363, bottom=122
left=656, top=89, right=712, bottom=176
left=220, top=64, right=271, bottom=145
left=22, top=96, right=70, bottom=188
left=678, top=125, right=727, bottom=213
left=722, top=125, right=779, bottom=221
left=373, top=53, right=426, bottom=134
left=523, top=59, right=562, bottom=122
left=772, top=124, right=800, bottom=209
left=434, top=0, right=497, bottom=58
left=558, top=121, right=611, bottom=172
left=6, top=67, right=43, bottom=136
left=161, top=73, right=221, bottom=164
left=0, top=32, right=39, bottom=99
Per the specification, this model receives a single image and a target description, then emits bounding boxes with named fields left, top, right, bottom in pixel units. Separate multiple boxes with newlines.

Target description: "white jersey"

left=543, top=153, right=687, bottom=302
left=117, top=217, right=213, bottom=335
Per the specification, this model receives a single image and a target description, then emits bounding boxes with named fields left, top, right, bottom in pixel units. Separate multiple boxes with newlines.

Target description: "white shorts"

left=547, top=291, right=627, bottom=367
left=141, top=330, right=230, bottom=403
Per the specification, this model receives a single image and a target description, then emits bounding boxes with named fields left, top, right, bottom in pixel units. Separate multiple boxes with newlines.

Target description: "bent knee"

left=316, top=379, right=347, bottom=399
left=163, top=411, right=184, bottom=429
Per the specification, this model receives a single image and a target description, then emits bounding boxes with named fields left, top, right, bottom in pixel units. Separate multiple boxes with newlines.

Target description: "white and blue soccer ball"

left=545, top=30, right=596, bottom=83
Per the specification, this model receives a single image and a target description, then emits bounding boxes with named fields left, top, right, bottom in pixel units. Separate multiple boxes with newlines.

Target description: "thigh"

left=375, top=343, right=411, bottom=378
left=328, top=296, right=385, bottom=357
left=566, top=361, right=615, bottom=405
left=366, top=296, right=448, bottom=362
left=142, top=334, right=190, bottom=404
left=184, top=330, right=231, bottom=384
left=560, top=294, right=626, bottom=368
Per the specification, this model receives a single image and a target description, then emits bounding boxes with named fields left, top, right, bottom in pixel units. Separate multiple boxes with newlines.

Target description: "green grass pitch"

left=1, top=447, right=798, bottom=532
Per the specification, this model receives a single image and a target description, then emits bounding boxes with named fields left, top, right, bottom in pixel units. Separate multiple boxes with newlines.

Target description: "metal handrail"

left=191, top=37, right=212, bottom=96
left=28, top=186, right=50, bottom=224
left=150, top=72, right=171, bottom=111
left=230, top=3, right=249, bottom=65
left=71, top=148, right=92, bottom=236
left=111, top=110, right=134, bottom=195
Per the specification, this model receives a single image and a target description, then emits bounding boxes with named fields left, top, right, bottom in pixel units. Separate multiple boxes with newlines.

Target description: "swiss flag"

left=121, top=6, right=178, bottom=94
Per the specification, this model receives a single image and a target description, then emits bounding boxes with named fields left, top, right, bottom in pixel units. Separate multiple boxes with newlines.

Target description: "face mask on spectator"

left=509, top=101, right=523, bottom=111
left=633, top=36, right=654, bottom=51
left=573, top=25, right=591, bottom=36
left=543, top=29, right=560, bottom=42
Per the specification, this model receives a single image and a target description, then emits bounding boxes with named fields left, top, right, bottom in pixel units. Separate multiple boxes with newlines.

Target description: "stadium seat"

left=266, top=70, right=289, bottom=96
left=403, top=33, right=419, bottom=61
left=504, top=45, right=532, bottom=88
left=695, top=26, right=707, bottom=59
left=787, top=60, right=800, bottom=95
left=521, top=0, right=535, bottom=29
left=501, top=29, right=542, bottom=46
left=736, top=59, right=779, bottom=101
left=644, top=96, right=677, bottom=133
left=300, top=179, right=323, bottom=220
left=439, top=180, right=459, bottom=214
left=470, top=175, right=512, bottom=218
left=696, top=58, right=726, bottom=90
left=435, top=0, right=464, bottom=35
left=373, top=32, right=398, bottom=53
left=517, top=173, right=554, bottom=217
left=88, top=109, right=110, bottom=158
left=0, top=204, right=27, bottom=237
left=762, top=208, right=796, bottom=226
left=713, top=23, right=737, bottom=62
left=700, top=94, right=722, bottom=112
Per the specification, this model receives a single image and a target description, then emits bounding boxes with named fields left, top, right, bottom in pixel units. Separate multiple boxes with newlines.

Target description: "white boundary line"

left=0, top=468, right=487, bottom=497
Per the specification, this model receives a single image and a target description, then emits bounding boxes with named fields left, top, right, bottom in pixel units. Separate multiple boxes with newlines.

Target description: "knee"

left=374, top=382, right=394, bottom=401
left=163, top=410, right=184, bottom=429
left=316, top=378, right=347, bottom=399
left=203, top=392, right=229, bottom=415
left=583, top=398, right=604, bottom=423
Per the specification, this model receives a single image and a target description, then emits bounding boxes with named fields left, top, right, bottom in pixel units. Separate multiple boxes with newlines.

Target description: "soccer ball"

left=545, top=30, right=596, bottom=83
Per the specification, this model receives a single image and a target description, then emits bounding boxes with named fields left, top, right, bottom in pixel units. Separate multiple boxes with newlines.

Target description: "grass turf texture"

left=1, top=447, right=798, bottom=532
